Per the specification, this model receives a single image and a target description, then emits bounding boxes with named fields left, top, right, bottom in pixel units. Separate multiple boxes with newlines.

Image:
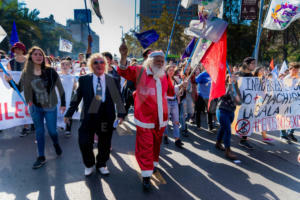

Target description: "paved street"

left=0, top=114, right=300, bottom=200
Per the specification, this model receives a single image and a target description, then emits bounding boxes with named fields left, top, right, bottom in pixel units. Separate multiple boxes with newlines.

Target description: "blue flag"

left=271, top=65, right=279, bottom=78
left=181, top=37, right=196, bottom=60
left=10, top=21, right=19, bottom=46
left=134, top=29, right=159, bottom=49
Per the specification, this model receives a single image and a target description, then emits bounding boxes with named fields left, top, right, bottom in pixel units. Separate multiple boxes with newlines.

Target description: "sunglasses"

left=93, top=60, right=105, bottom=65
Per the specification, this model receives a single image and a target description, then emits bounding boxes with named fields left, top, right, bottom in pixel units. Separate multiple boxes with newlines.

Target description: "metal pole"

left=83, top=0, right=92, bottom=48
left=120, top=26, right=124, bottom=39
left=165, top=0, right=181, bottom=60
left=254, top=0, right=265, bottom=63
left=134, top=0, right=137, bottom=31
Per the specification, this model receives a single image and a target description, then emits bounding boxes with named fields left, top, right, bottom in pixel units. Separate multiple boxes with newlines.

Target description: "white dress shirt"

left=93, top=73, right=106, bottom=102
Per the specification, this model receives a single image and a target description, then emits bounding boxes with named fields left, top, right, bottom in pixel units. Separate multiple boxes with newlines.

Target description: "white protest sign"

left=0, top=72, right=32, bottom=130
left=59, top=37, right=73, bottom=53
left=232, top=77, right=300, bottom=136
left=0, top=72, right=83, bottom=130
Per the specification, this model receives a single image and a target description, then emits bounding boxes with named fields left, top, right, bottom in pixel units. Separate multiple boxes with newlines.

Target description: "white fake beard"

left=150, top=65, right=165, bottom=78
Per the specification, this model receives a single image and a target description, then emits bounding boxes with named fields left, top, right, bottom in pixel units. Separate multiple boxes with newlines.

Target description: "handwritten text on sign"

left=233, top=77, right=300, bottom=136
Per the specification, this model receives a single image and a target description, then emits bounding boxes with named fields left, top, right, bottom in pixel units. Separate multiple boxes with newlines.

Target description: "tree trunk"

left=283, top=29, right=288, bottom=60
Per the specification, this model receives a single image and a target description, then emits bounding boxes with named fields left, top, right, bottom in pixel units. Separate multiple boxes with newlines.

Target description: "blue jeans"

left=29, top=105, right=59, bottom=157
left=216, top=109, right=234, bottom=148
left=164, top=99, right=180, bottom=138
left=179, top=99, right=193, bottom=132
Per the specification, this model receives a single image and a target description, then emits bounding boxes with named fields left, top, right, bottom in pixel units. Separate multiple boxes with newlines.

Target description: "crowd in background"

left=0, top=39, right=299, bottom=168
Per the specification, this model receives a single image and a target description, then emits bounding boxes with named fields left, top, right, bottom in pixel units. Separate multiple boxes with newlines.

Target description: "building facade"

left=140, top=0, right=198, bottom=27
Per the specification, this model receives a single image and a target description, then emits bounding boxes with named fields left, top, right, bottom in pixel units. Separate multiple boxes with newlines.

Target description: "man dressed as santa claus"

left=118, top=41, right=173, bottom=191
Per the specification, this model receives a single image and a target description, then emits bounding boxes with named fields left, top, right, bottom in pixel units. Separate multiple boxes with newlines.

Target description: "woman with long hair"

left=179, top=60, right=194, bottom=137
left=163, top=64, right=184, bottom=148
left=5, top=46, right=66, bottom=169
left=215, top=75, right=242, bottom=160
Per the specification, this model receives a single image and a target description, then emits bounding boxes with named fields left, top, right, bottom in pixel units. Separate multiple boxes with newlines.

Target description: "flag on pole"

left=201, top=30, right=227, bottom=108
left=279, top=60, right=288, bottom=75
left=0, top=26, right=7, bottom=43
left=90, top=0, right=104, bottom=23
left=263, top=0, right=300, bottom=30
left=59, top=37, right=73, bottom=53
left=10, top=21, right=19, bottom=46
left=181, top=37, right=196, bottom=60
left=134, top=29, right=159, bottom=49
left=191, top=38, right=212, bottom=68
left=271, top=65, right=279, bottom=78
left=269, top=59, right=274, bottom=70
left=184, top=14, right=228, bottom=42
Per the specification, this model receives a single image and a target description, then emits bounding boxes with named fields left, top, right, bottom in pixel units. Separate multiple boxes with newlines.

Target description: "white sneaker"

left=99, top=167, right=110, bottom=175
left=84, top=167, right=94, bottom=176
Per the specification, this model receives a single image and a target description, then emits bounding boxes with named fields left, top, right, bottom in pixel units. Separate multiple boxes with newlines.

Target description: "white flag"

left=59, top=37, right=73, bottom=53
left=0, top=25, right=7, bottom=43
left=191, top=38, right=212, bottom=68
left=181, top=0, right=222, bottom=10
left=263, top=0, right=300, bottom=30
left=279, top=60, right=288, bottom=75
left=184, top=14, right=228, bottom=42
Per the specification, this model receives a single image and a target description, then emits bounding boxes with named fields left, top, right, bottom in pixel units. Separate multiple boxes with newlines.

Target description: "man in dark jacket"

left=64, top=53, right=125, bottom=176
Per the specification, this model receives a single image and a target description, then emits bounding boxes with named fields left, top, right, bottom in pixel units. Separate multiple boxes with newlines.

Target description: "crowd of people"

left=0, top=37, right=299, bottom=191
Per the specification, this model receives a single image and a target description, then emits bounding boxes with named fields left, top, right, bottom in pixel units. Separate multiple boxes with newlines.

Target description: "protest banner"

left=0, top=72, right=82, bottom=130
left=232, top=77, right=300, bottom=136
left=0, top=72, right=32, bottom=130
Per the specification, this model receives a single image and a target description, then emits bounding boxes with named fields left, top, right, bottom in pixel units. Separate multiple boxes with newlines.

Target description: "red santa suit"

left=117, top=56, right=169, bottom=177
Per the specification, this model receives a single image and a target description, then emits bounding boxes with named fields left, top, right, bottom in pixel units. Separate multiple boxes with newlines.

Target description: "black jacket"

left=65, top=73, right=126, bottom=122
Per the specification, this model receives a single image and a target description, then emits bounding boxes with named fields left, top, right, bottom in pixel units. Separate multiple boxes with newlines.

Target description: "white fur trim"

left=154, top=77, right=164, bottom=128
left=134, top=118, right=155, bottom=129
left=153, top=162, right=158, bottom=167
left=141, top=170, right=153, bottom=177
left=149, top=51, right=164, bottom=58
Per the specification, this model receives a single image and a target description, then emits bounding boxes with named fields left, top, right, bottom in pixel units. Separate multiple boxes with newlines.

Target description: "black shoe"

left=32, top=156, right=46, bottom=169
left=239, top=140, right=254, bottom=149
left=142, top=177, right=151, bottom=191
left=163, top=135, right=169, bottom=144
left=175, top=139, right=184, bottom=149
left=30, top=124, right=35, bottom=131
left=153, top=167, right=158, bottom=173
left=20, top=128, right=29, bottom=137
left=281, top=135, right=292, bottom=144
left=288, top=134, right=298, bottom=142
left=208, top=125, right=214, bottom=131
left=54, top=144, right=62, bottom=156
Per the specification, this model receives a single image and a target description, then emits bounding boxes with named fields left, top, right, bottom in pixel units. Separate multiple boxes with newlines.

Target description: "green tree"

left=125, top=5, right=191, bottom=59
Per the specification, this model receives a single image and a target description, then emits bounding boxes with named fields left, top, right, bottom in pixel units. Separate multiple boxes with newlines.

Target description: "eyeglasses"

left=93, top=60, right=105, bottom=65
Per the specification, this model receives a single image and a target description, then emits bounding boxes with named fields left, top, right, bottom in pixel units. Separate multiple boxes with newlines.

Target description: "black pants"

left=66, top=119, right=72, bottom=132
left=195, top=96, right=213, bottom=128
left=78, top=117, right=113, bottom=168
left=124, top=95, right=134, bottom=115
